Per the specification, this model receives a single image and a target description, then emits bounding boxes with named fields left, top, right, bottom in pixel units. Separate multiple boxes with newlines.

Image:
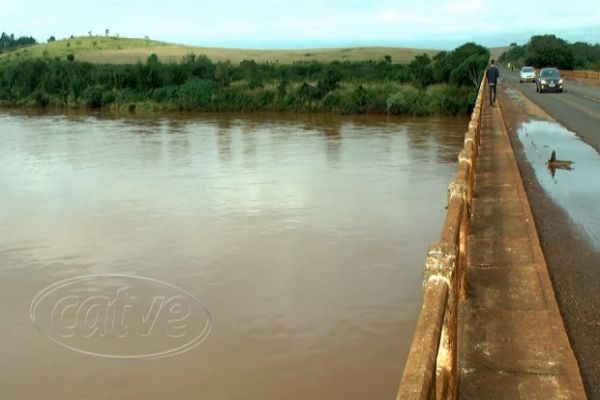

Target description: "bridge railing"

left=559, top=69, right=600, bottom=83
left=396, top=74, right=486, bottom=400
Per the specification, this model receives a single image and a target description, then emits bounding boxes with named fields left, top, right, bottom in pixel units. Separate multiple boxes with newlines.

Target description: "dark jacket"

left=487, top=65, right=499, bottom=85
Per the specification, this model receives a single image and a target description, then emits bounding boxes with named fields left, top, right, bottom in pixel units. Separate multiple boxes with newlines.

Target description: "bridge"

left=395, top=72, right=596, bottom=399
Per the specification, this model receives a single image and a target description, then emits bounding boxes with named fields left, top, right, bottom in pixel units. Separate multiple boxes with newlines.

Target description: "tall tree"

left=525, top=35, right=574, bottom=69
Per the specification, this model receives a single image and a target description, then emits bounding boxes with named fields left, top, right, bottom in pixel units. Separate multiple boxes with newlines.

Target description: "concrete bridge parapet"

left=396, top=70, right=587, bottom=400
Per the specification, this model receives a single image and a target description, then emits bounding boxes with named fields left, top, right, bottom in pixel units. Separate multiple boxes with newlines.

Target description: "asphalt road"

left=500, top=66, right=600, bottom=152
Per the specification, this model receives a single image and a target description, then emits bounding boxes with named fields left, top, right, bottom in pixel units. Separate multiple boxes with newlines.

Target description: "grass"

left=0, top=35, right=440, bottom=65
left=489, top=46, right=510, bottom=62
left=0, top=36, right=167, bottom=62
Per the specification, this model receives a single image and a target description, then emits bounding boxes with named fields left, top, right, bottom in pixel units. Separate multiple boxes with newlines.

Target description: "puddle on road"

left=518, top=120, right=600, bottom=249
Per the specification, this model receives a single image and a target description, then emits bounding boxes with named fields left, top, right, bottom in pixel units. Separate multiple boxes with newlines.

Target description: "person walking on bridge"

left=487, top=59, right=500, bottom=107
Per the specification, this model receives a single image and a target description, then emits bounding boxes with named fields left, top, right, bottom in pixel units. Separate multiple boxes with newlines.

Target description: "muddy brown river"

left=0, top=110, right=466, bottom=399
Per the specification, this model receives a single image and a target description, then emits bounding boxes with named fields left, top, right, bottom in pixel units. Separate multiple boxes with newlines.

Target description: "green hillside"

left=0, top=35, right=439, bottom=64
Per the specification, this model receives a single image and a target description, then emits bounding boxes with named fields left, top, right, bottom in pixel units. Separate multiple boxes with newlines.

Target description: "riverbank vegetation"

left=0, top=40, right=489, bottom=116
left=499, top=34, right=600, bottom=70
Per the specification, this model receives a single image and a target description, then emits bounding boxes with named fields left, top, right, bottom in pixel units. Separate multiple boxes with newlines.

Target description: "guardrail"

left=560, top=69, right=600, bottom=82
left=396, top=74, right=486, bottom=400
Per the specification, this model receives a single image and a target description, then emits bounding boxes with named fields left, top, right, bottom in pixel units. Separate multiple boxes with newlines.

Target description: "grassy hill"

left=489, top=46, right=510, bottom=62
left=0, top=36, right=439, bottom=64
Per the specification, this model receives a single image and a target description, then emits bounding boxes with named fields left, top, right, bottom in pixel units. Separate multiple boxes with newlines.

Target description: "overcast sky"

left=2, top=0, right=599, bottom=49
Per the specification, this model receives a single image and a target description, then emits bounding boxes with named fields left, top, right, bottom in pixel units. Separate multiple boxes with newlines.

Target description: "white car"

left=519, top=66, right=536, bottom=82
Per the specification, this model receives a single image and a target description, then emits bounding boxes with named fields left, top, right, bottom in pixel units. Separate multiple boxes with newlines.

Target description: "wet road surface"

left=501, top=66, right=600, bottom=151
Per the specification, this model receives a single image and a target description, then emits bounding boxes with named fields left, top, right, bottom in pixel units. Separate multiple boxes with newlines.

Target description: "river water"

left=0, top=110, right=466, bottom=400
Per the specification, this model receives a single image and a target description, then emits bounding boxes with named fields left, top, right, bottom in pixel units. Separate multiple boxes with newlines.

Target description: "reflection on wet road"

left=518, top=120, right=600, bottom=249
left=501, top=66, right=600, bottom=151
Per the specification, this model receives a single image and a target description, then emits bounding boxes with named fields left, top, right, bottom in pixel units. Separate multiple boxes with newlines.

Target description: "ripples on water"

left=0, top=111, right=466, bottom=400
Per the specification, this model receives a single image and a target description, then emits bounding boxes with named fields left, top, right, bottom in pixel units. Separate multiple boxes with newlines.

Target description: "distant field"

left=0, top=36, right=439, bottom=64
left=490, top=46, right=509, bottom=61
left=79, top=45, right=439, bottom=64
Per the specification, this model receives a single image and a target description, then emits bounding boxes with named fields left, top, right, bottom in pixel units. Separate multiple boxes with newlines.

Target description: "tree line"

left=0, top=32, right=37, bottom=53
left=0, top=42, right=490, bottom=116
left=500, top=34, right=600, bottom=70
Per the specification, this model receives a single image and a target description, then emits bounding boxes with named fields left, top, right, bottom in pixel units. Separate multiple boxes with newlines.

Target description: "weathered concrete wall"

left=560, top=69, right=600, bottom=83
left=396, top=76, right=486, bottom=400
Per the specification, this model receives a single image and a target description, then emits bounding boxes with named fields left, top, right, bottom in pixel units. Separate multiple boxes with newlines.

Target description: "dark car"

left=536, top=68, right=563, bottom=93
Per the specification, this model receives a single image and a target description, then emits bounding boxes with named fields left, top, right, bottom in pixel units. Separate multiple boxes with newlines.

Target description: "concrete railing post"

left=449, top=175, right=469, bottom=303
left=425, top=242, right=458, bottom=400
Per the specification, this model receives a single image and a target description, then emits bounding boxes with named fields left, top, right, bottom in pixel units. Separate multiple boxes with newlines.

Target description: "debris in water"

left=547, top=150, right=574, bottom=173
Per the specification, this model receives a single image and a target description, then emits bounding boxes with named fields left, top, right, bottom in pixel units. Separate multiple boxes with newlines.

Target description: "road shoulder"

left=498, top=81, right=600, bottom=399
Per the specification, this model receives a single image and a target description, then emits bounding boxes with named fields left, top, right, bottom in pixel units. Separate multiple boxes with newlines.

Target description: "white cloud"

left=0, top=0, right=599, bottom=49
left=442, top=0, right=484, bottom=14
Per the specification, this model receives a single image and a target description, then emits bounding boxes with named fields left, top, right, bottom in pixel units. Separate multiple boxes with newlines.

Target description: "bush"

left=83, top=85, right=107, bottom=108
left=34, top=91, right=50, bottom=106
left=386, top=86, right=420, bottom=115
left=101, top=91, right=116, bottom=106
left=151, top=85, right=178, bottom=103
left=427, top=84, right=475, bottom=116
left=0, top=41, right=487, bottom=115
left=257, top=89, right=275, bottom=108
left=323, top=93, right=341, bottom=110
left=296, top=82, right=319, bottom=101
left=176, top=78, right=217, bottom=111
left=352, top=85, right=370, bottom=113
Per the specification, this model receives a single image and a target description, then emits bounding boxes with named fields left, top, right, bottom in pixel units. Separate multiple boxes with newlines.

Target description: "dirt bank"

left=498, top=82, right=600, bottom=399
